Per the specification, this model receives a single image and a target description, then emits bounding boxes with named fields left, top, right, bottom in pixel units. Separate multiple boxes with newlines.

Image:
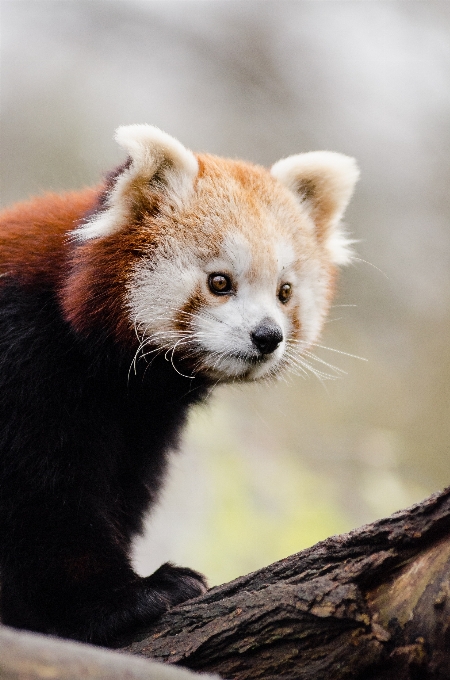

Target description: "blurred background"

left=1, top=0, right=450, bottom=586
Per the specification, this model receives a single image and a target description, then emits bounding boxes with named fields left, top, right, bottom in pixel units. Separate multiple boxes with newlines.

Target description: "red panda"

left=0, top=125, right=359, bottom=647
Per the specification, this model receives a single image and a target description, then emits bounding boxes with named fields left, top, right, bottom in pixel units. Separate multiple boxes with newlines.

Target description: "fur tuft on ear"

left=75, top=125, right=198, bottom=241
left=271, top=152, right=359, bottom=265
left=114, top=125, right=198, bottom=181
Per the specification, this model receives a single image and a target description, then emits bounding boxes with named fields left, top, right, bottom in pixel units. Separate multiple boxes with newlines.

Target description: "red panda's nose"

left=251, top=321, right=283, bottom=355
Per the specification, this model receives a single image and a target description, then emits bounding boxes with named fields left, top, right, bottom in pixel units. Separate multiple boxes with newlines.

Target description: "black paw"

left=144, top=562, right=208, bottom=609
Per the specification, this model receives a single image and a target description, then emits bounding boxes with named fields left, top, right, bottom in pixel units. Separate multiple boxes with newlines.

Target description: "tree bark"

left=1, top=489, right=450, bottom=680
left=123, top=487, right=450, bottom=679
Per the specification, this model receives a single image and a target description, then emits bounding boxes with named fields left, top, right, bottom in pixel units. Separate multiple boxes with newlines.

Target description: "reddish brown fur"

left=175, top=284, right=208, bottom=331
left=0, top=189, right=100, bottom=288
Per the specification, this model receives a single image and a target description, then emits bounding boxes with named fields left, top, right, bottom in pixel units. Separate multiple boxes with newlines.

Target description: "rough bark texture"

left=124, top=488, right=450, bottom=679
left=1, top=489, right=450, bottom=680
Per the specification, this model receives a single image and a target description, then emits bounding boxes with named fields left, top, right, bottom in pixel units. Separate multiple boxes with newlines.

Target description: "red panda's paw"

left=144, top=562, right=208, bottom=609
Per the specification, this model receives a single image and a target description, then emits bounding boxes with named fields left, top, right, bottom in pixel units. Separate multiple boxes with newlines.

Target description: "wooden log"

left=124, top=487, right=450, bottom=679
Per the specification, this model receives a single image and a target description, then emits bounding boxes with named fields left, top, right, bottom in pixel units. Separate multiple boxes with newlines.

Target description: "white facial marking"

left=128, top=248, right=199, bottom=339
left=194, top=231, right=285, bottom=377
left=275, top=239, right=297, bottom=274
left=126, top=221, right=333, bottom=383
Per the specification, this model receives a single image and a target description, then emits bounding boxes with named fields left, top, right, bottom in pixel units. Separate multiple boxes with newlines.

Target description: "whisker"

left=310, top=343, right=368, bottom=362
left=331, top=304, right=357, bottom=308
left=302, top=350, right=347, bottom=375
left=353, top=257, right=389, bottom=279
left=169, top=338, right=196, bottom=379
left=286, top=351, right=338, bottom=382
left=293, top=359, right=334, bottom=389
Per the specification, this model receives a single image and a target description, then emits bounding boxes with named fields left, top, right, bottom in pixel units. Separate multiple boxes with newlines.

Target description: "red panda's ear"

left=114, top=125, right=198, bottom=194
left=75, top=125, right=198, bottom=241
left=271, top=152, right=359, bottom=265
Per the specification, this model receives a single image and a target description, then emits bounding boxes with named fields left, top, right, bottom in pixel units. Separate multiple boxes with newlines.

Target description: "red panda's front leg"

left=0, top=495, right=206, bottom=647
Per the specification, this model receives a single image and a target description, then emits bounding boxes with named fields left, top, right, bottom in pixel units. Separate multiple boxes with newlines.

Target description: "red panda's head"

left=68, top=125, right=359, bottom=382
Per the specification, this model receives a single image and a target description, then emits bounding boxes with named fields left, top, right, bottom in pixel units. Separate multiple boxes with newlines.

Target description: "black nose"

left=250, top=321, right=283, bottom=355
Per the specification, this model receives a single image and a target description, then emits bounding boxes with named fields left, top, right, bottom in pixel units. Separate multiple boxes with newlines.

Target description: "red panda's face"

left=73, top=126, right=359, bottom=383
left=126, top=181, right=332, bottom=382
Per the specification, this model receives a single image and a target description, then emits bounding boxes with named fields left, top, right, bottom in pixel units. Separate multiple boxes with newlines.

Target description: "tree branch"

left=123, top=487, right=450, bottom=679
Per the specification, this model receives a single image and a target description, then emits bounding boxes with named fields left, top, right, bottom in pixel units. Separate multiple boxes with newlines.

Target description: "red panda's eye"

left=278, top=283, right=292, bottom=303
left=208, top=273, right=232, bottom=295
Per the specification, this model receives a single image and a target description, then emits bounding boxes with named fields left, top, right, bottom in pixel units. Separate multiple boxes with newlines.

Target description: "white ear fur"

left=114, top=124, right=199, bottom=185
left=271, top=152, right=359, bottom=265
left=75, top=125, right=199, bottom=241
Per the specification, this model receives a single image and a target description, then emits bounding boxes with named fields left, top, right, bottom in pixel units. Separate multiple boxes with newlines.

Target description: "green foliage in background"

left=186, top=406, right=349, bottom=585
